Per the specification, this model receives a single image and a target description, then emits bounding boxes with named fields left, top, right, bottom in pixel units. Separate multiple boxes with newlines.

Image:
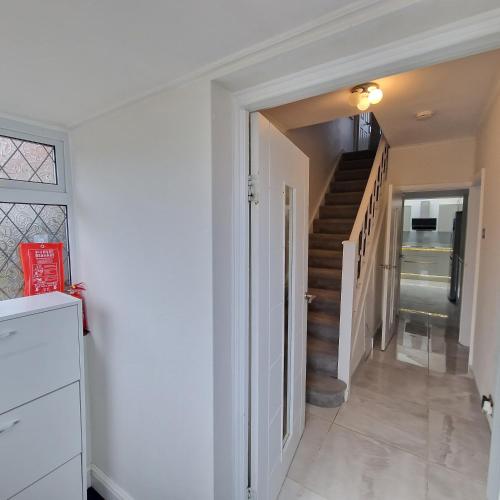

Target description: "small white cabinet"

left=0, top=293, right=87, bottom=500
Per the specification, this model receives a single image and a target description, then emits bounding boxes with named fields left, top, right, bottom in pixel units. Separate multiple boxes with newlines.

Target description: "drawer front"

left=0, top=306, right=80, bottom=415
left=0, top=383, right=82, bottom=499
left=11, top=455, right=83, bottom=500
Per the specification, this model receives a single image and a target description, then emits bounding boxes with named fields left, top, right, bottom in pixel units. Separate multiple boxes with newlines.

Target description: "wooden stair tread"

left=308, top=336, right=339, bottom=356
left=308, top=311, right=340, bottom=326
left=308, top=267, right=342, bottom=278
left=309, top=249, right=343, bottom=258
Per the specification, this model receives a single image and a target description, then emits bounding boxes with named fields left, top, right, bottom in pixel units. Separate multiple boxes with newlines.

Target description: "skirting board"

left=89, top=465, right=135, bottom=500
left=309, top=150, right=344, bottom=232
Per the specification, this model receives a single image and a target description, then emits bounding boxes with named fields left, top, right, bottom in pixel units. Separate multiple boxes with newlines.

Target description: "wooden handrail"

left=337, top=137, right=390, bottom=393
left=350, top=137, right=388, bottom=241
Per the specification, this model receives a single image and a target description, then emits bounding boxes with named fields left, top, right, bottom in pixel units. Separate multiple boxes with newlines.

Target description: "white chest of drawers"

left=0, top=292, right=87, bottom=500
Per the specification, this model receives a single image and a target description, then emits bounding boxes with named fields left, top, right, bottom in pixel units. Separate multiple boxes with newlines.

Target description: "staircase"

left=306, top=149, right=375, bottom=407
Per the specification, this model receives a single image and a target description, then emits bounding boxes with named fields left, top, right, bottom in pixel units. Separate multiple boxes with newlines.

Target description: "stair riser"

left=309, top=300, right=340, bottom=314
left=306, top=388, right=345, bottom=408
left=339, top=161, right=374, bottom=172
left=331, top=180, right=367, bottom=193
left=309, top=273, right=341, bottom=289
left=308, top=321, right=339, bottom=341
left=309, top=237, right=344, bottom=251
left=335, top=169, right=371, bottom=181
left=309, top=255, right=342, bottom=269
left=319, top=205, right=358, bottom=219
left=325, top=193, right=363, bottom=205
left=314, top=220, right=353, bottom=234
left=307, top=352, right=338, bottom=377
left=342, top=150, right=375, bottom=161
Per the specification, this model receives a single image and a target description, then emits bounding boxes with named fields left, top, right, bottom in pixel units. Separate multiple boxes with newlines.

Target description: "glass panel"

left=283, top=185, right=294, bottom=446
left=0, top=135, right=57, bottom=184
left=0, top=203, right=70, bottom=299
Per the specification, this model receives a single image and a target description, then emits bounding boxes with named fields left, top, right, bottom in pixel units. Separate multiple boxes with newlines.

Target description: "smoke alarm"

left=415, top=110, right=434, bottom=120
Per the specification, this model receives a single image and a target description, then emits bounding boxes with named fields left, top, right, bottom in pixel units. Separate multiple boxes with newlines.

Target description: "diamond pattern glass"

left=0, top=203, right=70, bottom=299
left=0, top=135, right=57, bottom=184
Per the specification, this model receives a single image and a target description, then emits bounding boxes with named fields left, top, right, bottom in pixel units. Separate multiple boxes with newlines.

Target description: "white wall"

left=71, top=80, right=214, bottom=500
left=211, top=82, right=237, bottom=500
left=472, top=86, right=500, bottom=412
left=388, top=137, right=476, bottom=188
left=403, top=197, right=463, bottom=232
left=275, top=118, right=353, bottom=220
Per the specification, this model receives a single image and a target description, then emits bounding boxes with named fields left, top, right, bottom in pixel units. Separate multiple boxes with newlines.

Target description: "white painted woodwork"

left=381, top=184, right=403, bottom=350
left=0, top=305, right=80, bottom=415
left=12, top=456, right=83, bottom=500
left=338, top=138, right=390, bottom=392
left=338, top=241, right=356, bottom=389
left=0, top=292, right=86, bottom=500
left=0, top=383, right=81, bottom=499
left=250, top=113, right=309, bottom=500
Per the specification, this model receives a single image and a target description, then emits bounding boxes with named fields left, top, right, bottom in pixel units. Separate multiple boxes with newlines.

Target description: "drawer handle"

left=0, top=330, right=17, bottom=340
left=0, top=419, right=20, bottom=435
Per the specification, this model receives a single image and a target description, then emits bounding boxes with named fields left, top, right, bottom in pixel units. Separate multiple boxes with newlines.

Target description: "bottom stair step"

left=307, top=337, right=338, bottom=376
left=306, top=371, right=347, bottom=408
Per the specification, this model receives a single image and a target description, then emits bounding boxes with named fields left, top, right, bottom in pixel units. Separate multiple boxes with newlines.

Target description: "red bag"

left=19, top=242, right=65, bottom=296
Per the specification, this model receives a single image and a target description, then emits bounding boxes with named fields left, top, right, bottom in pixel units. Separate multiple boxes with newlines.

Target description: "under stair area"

left=306, top=149, right=375, bottom=407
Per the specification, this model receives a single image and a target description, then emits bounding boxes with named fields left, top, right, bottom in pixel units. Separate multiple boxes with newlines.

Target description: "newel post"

left=338, top=240, right=357, bottom=399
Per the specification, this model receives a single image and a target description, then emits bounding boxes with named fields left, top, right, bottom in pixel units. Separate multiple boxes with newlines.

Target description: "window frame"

left=0, top=117, right=75, bottom=296
left=0, top=124, right=67, bottom=193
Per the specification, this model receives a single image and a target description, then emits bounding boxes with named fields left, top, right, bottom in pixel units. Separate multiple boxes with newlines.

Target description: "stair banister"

left=337, top=137, right=390, bottom=394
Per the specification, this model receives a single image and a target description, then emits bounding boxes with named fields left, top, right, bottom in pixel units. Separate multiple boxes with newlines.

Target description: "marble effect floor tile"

left=278, top=478, right=328, bottom=500
left=352, top=359, right=428, bottom=405
left=305, top=403, right=340, bottom=424
left=287, top=414, right=331, bottom=485
left=300, top=425, right=427, bottom=500
left=282, top=276, right=490, bottom=500
left=428, top=409, right=491, bottom=482
left=427, top=464, right=487, bottom=500
left=336, top=387, right=428, bottom=458
left=428, top=372, right=484, bottom=421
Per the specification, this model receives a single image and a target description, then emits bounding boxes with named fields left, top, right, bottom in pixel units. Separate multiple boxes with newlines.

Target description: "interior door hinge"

left=248, top=175, right=259, bottom=205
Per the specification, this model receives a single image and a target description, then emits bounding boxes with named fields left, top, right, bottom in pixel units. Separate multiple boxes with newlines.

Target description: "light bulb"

left=349, top=90, right=361, bottom=107
left=357, top=92, right=370, bottom=111
left=368, top=87, right=383, bottom=104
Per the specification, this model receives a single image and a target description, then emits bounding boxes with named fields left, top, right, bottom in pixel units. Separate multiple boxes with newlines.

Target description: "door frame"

left=227, top=32, right=500, bottom=500
left=381, top=184, right=404, bottom=351
left=398, top=186, right=470, bottom=315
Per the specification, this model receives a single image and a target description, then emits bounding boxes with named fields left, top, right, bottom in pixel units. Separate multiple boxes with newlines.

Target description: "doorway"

left=249, top=113, right=309, bottom=500
left=390, top=193, right=470, bottom=374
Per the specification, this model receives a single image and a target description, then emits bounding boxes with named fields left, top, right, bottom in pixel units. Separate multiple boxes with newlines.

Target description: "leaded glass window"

left=0, top=203, right=70, bottom=299
left=0, top=134, right=57, bottom=184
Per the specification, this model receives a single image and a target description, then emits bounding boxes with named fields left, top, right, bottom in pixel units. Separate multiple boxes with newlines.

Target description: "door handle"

left=0, top=419, right=20, bottom=435
left=304, top=293, right=316, bottom=304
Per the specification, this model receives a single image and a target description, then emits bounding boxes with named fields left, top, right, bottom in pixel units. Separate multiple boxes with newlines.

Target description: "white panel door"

left=381, top=185, right=403, bottom=350
left=250, top=113, right=309, bottom=500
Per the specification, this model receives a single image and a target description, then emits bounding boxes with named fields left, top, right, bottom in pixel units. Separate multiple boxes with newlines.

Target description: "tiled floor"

left=280, top=280, right=491, bottom=499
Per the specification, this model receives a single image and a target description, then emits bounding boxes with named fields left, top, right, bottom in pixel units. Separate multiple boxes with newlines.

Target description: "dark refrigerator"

left=449, top=211, right=465, bottom=303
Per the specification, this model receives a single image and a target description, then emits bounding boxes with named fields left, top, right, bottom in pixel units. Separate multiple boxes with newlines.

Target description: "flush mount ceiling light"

left=349, top=82, right=383, bottom=111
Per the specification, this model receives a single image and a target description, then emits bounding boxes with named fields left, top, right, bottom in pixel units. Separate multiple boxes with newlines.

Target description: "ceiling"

left=263, top=49, right=500, bottom=146
left=0, top=0, right=357, bottom=128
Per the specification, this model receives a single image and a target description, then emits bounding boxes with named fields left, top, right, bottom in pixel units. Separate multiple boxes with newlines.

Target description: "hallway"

left=396, top=277, right=469, bottom=375
left=280, top=311, right=491, bottom=499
